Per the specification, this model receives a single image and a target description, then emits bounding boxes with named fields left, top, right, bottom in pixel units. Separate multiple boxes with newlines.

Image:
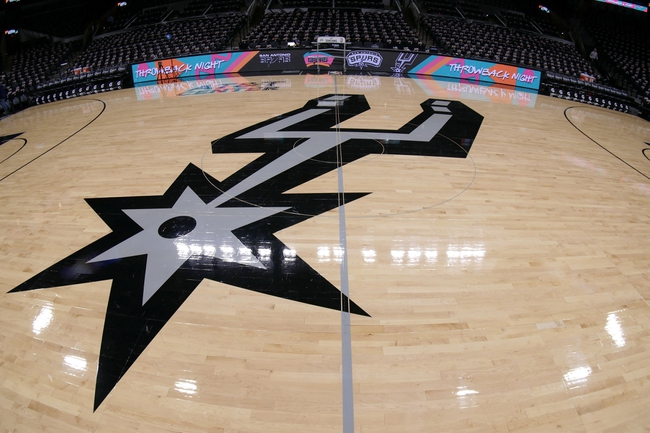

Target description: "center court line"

left=333, top=74, right=356, bottom=433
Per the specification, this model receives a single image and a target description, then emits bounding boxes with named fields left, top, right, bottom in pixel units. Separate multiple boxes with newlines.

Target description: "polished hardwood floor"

left=1, top=75, right=649, bottom=433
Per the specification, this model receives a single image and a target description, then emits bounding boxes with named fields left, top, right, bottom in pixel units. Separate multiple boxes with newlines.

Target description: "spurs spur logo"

left=10, top=95, right=483, bottom=410
left=392, top=52, right=417, bottom=75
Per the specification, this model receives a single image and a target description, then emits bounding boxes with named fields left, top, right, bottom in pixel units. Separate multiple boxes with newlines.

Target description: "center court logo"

left=10, top=94, right=484, bottom=410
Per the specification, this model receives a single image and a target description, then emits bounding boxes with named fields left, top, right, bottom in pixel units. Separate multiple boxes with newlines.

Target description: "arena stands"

left=6, top=40, right=78, bottom=91
left=418, top=0, right=568, bottom=38
left=456, top=0, right=489, bottom=21
left=10, top=0, right=110, bottom=39
left=418, top=0, right=462, bottom=17
left=582, top=3, right=649, bottom=113
left=420, top=14, right=596, bottom=79
left=274, top=0, right=385, bottom=8
left=98, top=0, right=245, bottom=35
left=76, top=14, right=246, bottom=70
left=498, top=9, right=538, bottom=32
left=0, top=0, right=646, bottom=118
left=239, top=8, right=422, bottom=50
left=29, top=12, right=247, bottom=105
left=541, top=70, right=632, bottom=113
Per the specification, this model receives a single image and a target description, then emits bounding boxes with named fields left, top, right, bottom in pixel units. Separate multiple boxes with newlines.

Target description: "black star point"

left=11, top=163, right=370, bottom=410
left=0, top=132, right=23, bottom=146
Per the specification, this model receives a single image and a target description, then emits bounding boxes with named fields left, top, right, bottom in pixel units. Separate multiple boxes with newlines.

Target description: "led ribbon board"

left=595, top=0, right=648, bottom=12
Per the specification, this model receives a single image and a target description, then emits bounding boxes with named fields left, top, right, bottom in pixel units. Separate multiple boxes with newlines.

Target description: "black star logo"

left=11, top=163, right=369, bottom=409
left=9, top=94, right=484, bottom=410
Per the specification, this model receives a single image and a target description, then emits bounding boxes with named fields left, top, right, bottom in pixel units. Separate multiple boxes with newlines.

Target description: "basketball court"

left=1, top=74, right=649, bottom=432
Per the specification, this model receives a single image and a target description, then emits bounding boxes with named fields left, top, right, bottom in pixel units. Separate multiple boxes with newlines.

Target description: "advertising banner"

left=343, top=50, right=420, bottom=74
left=131, top=49, right=541, bottom=91
left=302, top=51, right=336, bottom=68
left=132, top=52, right=260, bottom=84
left=595, top=0, right=647, bottom=12
left=408, top=55, right=541, bottom=90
